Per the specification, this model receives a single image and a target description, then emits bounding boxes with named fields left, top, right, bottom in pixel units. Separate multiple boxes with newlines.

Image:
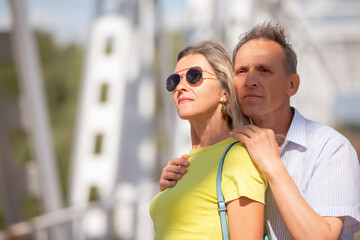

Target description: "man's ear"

left=287, top=73, right=300, bottom=97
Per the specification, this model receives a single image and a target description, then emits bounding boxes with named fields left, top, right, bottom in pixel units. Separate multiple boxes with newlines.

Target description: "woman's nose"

left=176, top=75, right=188, bottom=91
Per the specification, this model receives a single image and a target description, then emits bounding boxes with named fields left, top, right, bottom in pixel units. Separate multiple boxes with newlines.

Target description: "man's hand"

left=230, top=125, right=281, bottom=176
left=159, top=154, right=190, bottom=191
left=231, top=125, right=345, bottom=239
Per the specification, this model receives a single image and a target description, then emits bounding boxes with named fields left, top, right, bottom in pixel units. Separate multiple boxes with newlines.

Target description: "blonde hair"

left=177, top=40, right=250, bottom=128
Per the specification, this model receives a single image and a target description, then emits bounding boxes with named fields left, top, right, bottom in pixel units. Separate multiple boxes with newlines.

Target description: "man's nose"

left=244, top=71, right=258, bottom=88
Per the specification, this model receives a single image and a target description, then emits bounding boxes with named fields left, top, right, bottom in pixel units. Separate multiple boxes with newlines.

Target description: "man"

left=159, top=23, right=360, bottom=239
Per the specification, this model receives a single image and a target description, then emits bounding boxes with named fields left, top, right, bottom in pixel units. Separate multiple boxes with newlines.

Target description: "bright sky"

left=0, top=0, right=184, bottom=45
left=1, top=0, right=98, bottom=44
left=1, top=0, right=359, bottom=125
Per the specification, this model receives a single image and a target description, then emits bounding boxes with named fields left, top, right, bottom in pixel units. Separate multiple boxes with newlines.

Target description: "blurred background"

left=0, top=0, right=359, bottom=239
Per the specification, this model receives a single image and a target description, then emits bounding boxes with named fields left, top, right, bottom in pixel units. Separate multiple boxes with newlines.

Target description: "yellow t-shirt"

left=149, top=137, right=267, bottom=239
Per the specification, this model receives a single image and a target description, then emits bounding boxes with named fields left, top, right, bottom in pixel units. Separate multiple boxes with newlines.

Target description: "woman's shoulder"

left=225, top=140, right=250, bottom=161
left=221, top=140, right=267, bottom=204
left=223, top=140, right=263, bottom=177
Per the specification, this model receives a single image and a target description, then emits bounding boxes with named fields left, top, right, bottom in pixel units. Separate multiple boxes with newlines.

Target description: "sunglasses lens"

left=166, top=74, right=180, bottom=92
left=186, top=68, right=202, bottom=84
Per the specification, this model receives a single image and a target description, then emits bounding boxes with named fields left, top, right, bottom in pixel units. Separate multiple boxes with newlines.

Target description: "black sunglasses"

left=165, top=66, right=217, bottom=92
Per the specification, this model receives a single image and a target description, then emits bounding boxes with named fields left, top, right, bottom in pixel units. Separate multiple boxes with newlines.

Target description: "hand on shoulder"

left=230, top=125, right=281, bottom=176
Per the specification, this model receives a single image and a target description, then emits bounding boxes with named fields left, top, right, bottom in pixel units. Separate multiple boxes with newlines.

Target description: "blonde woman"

left=149, top=41, right=267, bottom=239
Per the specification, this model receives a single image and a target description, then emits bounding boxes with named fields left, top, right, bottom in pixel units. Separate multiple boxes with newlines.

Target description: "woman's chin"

left=179, top=115, right=191, bottom=121
left=177, top=111, right=193, bottom=120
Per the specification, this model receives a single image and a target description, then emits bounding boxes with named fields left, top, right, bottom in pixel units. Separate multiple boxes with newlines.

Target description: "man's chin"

left=241, top=108, right=260, bottom=120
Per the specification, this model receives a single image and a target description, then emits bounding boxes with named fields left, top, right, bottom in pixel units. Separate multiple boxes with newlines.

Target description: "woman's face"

left=172, top=54, right=225, bottom=122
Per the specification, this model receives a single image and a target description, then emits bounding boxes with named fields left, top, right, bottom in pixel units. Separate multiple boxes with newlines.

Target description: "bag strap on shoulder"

left=216, top=140, right=271, bottom=240
left=216, top=141, right=239, bottom=240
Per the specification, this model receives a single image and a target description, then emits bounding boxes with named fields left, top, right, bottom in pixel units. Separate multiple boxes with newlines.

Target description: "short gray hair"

left=232, top=22, right=298, bottom=74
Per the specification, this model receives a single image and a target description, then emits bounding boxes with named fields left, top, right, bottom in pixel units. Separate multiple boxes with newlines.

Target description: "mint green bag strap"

left=216, top=141, right=239, bottom=240
left=216, top=141, right=271, bottom=240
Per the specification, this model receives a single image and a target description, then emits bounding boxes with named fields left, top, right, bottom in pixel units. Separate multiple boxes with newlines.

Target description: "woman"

left=149, top=41, right=267, bottom=239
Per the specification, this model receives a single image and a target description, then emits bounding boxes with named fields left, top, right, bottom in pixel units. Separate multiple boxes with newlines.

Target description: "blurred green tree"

left=0, top=30, right=83, bottom=230
left=36, top=31, right=83, bottom=203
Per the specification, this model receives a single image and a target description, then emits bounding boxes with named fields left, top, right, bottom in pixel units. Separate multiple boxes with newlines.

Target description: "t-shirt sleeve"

left=305, top=138, right=360, bottom=235
left=221, top=143, right=267, bottom=204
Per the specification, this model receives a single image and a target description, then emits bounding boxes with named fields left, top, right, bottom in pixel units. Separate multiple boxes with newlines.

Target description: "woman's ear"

left=287, top=73, right=300, bottom=97
left=220, top=92, right=228, bottom=103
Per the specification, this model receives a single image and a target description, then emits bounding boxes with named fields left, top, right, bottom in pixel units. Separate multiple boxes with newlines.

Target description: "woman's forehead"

left=175, top=54, right=211, bottom=72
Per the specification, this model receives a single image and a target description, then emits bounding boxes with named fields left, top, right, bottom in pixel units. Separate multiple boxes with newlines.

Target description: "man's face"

left=233, top=39, right=295, bottom=122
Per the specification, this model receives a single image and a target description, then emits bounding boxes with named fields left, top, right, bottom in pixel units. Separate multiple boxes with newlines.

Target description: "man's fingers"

left=231, top=125, right=275, bottom=140
left=159, top=166, right=186, bottom=191
left=159, top=167, right=182, bottom=191
left=163, top=166, right=186, bottom=180
left=159, top=179, right=176, bottom=191
left=230, top=127, right=253, bottom=140
left=165, top=164, right=187, bottom=175
left=181, top=154, right=190, bottom=160
left=172, top=156, right=190, bottom=167
left=159, top=155, right=190, bottom=191
left=231, top=126, right=253, bottom=137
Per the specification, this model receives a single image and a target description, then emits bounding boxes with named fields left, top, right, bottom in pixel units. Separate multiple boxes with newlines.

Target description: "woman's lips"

left=178, top=97, right=193, bottom=104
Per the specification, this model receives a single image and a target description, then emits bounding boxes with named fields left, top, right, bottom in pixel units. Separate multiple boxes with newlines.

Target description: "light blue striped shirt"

left=266, top=108, right=360, bottom=240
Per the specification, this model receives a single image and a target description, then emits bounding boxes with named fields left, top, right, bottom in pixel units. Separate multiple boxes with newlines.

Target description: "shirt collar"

left=282, top=107, right=308, bottom=150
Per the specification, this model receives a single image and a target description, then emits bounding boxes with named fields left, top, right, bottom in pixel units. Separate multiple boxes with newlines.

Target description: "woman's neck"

left=190, top=115, right=231, bottom=149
